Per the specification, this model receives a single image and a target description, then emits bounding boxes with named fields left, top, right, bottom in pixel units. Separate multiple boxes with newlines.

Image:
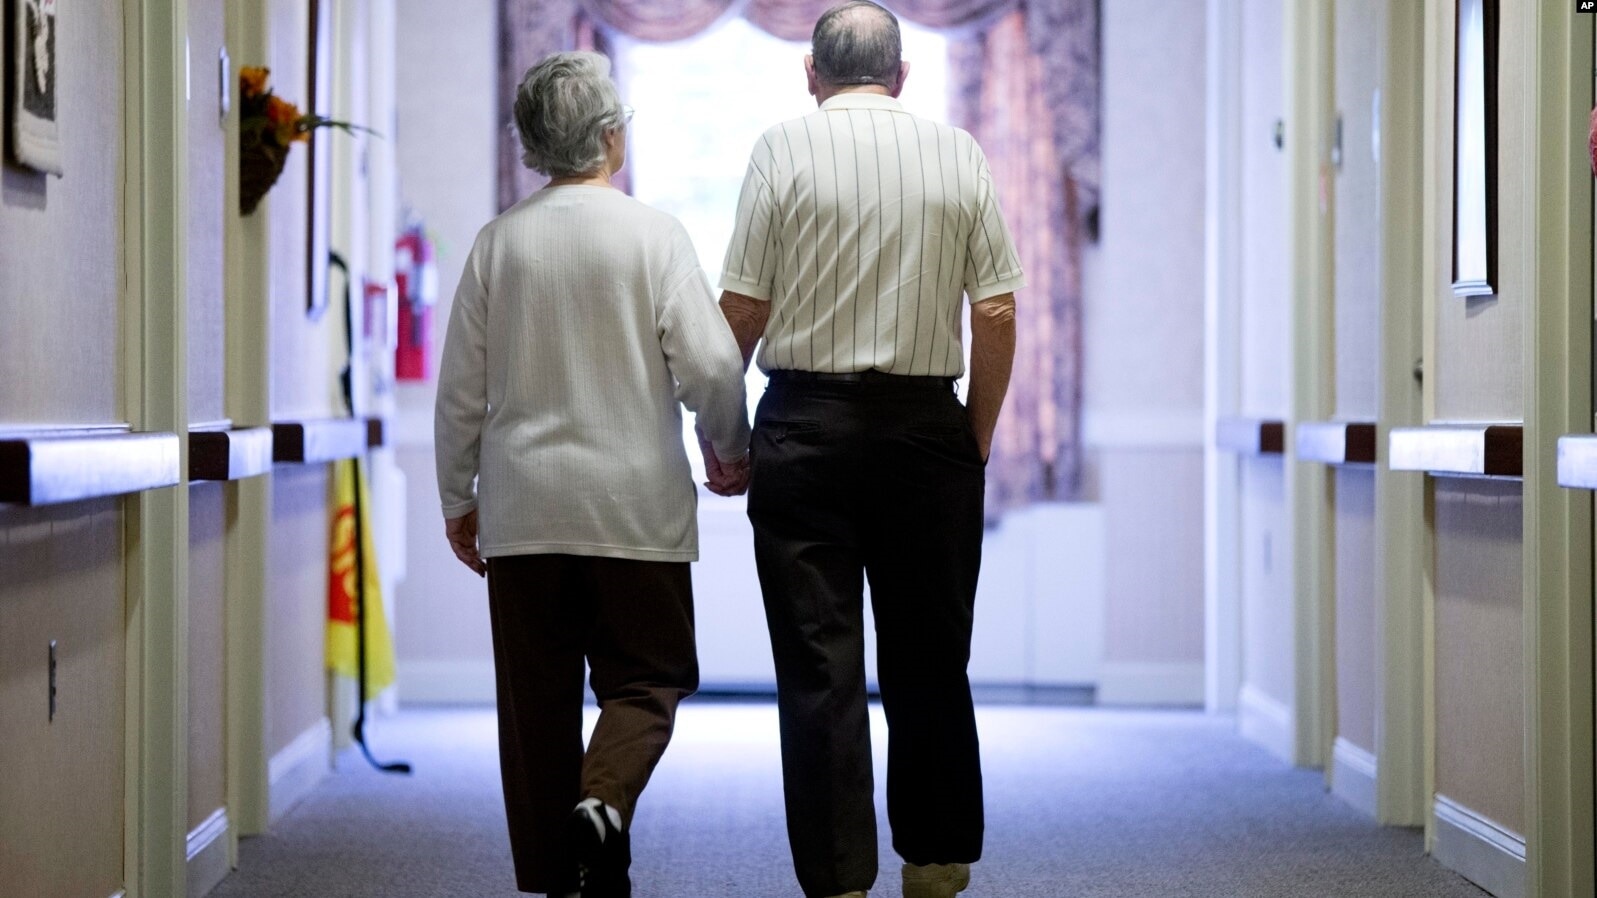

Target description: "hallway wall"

left=1433, top=481, right=1525, bottom=834
left=0, top=500, right=126, bottom=897
left=1205, top=1, right=1593, bottom=892
left=1086, top=0, right=1208, bottom=705
left=186, top=0, right=232, bottom=859
left=1232, top=0, right=1297, bottom=751
left=0, top=6, right=130, bottom=895
left=0, top=0, right=416, bottom=893
left=1327, top=0, right=1384, bottom=810
left=0, top=5, right=125, bottom=427
left=388, top=0, right=502, bottom=701
left=189, top=0, right=229, bottom=426
left=189, top=482, right=229, bottom=834
left=263, top=0, right=325, bottom=780
left=1424, top=0, right=1530, bottom=873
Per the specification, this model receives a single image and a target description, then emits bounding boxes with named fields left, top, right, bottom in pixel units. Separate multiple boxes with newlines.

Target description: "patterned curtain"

left=950, top=10, right=1086, bottom=509
left=741, top=0, right=1015, bottom=42
left=495, top=0, right=1098, bottom=509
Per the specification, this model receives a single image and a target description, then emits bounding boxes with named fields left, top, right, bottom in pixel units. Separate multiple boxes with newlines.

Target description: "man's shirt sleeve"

left=719, top=136, right=779, bottom=301
left=963, top=144, right=1028, bottom=303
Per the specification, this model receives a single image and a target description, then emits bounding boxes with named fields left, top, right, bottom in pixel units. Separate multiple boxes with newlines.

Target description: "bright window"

left=617, top=17, right=950, bottom=483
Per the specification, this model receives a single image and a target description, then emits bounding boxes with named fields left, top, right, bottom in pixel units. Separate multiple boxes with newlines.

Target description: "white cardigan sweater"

left=434, top=186, right=750, bottom=561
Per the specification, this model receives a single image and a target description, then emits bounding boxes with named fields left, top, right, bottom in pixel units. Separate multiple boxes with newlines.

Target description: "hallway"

left=213, top=704, right=1486, bottom=897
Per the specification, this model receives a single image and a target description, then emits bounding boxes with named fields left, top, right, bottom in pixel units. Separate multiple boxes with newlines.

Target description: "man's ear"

left=805, top=54, right=820, bottom=97
left=889, top=61, right=910, bottom=98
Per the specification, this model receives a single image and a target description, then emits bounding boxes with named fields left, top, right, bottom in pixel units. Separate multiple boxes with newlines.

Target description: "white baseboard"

left=267, top=718, right=332, bottom=825
left=398, top=659, right=497, bottom=705
left=1432, top=794, right=1526, bottom=898
left=1095, top=661, right=1204, bottom=706
left=1330, top=737, right=1379, bottom=819
left=1237, top=683, right=1294, bottom=763
left=186, top=808, right=231, bottom=897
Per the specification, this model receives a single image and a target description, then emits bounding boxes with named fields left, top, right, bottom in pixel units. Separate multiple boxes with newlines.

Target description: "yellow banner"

left=328, top=458, right=396, bottom=698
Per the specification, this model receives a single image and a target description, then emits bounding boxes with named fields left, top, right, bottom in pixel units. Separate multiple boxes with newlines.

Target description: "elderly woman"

left=434, top=51, right=750, bottom=897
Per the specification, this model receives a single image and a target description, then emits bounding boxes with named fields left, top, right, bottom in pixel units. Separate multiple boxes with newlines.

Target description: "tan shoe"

left=823, top=893, right=867, bottom=898
left=902, top=862, right=971, bottom=898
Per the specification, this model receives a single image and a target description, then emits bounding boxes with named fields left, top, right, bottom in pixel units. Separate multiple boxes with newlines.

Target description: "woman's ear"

left=604, top=125, right=627, bottom=174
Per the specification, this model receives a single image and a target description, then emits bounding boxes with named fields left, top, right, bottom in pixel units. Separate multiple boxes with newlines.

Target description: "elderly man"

left=709, top=3, right=1023, bottom=897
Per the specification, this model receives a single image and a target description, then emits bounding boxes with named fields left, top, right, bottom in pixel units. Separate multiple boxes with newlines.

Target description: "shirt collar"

left=819, top=92, right=905, bottom=113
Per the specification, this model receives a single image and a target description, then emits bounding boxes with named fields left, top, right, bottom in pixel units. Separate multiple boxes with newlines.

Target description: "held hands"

left=444, top=510, right=487, bottom=577
left=697, top=426, right=752, bottom=496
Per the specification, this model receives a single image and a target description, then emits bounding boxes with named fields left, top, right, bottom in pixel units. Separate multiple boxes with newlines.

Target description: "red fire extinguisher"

left=394, top=221, right=437, bottom=381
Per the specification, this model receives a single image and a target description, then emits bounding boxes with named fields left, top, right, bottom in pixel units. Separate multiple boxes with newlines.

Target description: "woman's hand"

left=698, top=426, right=752, bottom=496
left=445, top=511, right=487, bottom=577
left=706, top=452, right=752, bottom=496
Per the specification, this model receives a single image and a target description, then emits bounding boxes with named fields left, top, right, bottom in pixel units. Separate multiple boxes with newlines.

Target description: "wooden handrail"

left=1215, top=416, right=1285, bottom=456
left=1388, top=424, right=1522, bottom=478
left=0, top=431, right=182, bottom=505
left=1556, top=435, right=1597, bottom=489
left=272, top=418, right=369, bottom=464
left=190, top=427, right=275, bottom=481
left=1296, top=421, right=1377, bottom=466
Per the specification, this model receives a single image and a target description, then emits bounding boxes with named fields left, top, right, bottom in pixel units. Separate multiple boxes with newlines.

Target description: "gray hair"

left=811, top=1, right=901, bottom=89
left=512, top=51, right=626, bottom=177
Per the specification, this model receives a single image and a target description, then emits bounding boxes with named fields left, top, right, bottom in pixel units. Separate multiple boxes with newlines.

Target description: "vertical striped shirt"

left=720, top=92, right=1025, bottom=377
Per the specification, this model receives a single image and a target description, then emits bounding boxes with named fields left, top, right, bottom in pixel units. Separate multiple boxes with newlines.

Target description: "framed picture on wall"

left=9, top=0, right=63, bottom=175
left=1452, top=0, right=1497, bottom=297
left=305, top=0, right=332, bottom=320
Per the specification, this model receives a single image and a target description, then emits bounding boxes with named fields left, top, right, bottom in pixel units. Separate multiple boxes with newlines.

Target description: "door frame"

left=1520, top=3, right=1595, bottom=894
left=1204, top=0, right=1245, bottom=715
left=223, top=0, right=274, bottom=846
left=123, top=0, right=192, bottom=894
left=1372, top=0, right=1428, bottom=828
left=1286, top=0, right=1336, bottom=770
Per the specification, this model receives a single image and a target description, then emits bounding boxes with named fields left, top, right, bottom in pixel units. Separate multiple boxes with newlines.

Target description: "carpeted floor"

left=211, top=703, right=1489, bottom=897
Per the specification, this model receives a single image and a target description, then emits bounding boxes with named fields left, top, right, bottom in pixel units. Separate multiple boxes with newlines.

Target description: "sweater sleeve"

left=433, top=234, right=490, bottom=518
left=660, top=228, right=751, bottom=462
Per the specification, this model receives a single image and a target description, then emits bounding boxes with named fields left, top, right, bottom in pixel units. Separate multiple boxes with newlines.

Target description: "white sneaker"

left=902, top=862, right=970, bottom=898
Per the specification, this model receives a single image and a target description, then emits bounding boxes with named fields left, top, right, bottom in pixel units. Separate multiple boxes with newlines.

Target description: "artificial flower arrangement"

left=238, top=65, right=371, bottom=214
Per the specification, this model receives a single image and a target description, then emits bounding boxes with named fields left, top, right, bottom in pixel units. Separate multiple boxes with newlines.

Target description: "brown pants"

left=486, top=553, right=699, bottom=895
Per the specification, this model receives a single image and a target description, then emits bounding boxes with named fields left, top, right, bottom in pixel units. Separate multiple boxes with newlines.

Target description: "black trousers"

left=747, top=376, right=986, bottom=898
left=485, top=553, right=698, bottom=895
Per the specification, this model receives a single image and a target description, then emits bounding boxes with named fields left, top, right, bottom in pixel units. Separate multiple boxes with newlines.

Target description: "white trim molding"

left=123, top=0, right=193, bottom=893
left=1096, top=662, right=1205, bottom=707
left=186, top=808, right=231, bottom=898
left=1202, top=0, right=1244, bottom=715
left=1238, top=683, right=1294, bottom=764
left=1082, top=410, right=1206, bottom=450
left=1371, top=0, right=1428, bottom=830
left=224, top=0, right=273, bottom=843
left=398, top=659, right=498, bottom=705
left=1432, top=794, right=1526, bottom=898
left=1285, top=0, right=1335, bottom=774
left=268, top=718, right=332, bottom=825
left=1330, top=738, right=1379, bottom=820
left=1518, top=2, right=1596, bottom=894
